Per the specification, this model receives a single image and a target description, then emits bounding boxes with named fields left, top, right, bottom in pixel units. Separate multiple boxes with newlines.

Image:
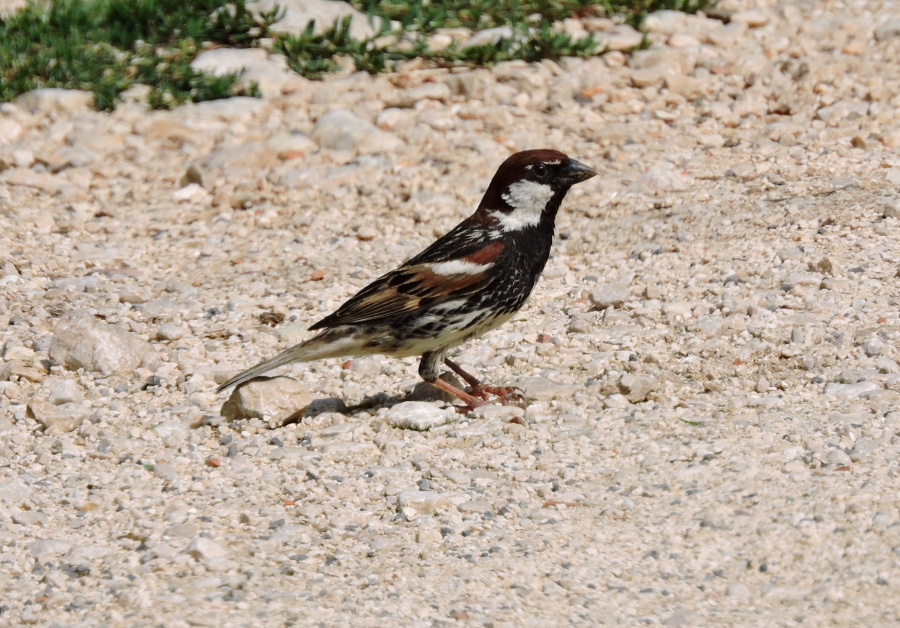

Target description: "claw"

left=442, top=358, right=528, bottom=409
left=470, top=384, right=527, bottom=408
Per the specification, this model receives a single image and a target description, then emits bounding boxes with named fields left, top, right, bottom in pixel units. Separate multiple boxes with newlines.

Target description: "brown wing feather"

left=309, top=264, right=491, bottom=330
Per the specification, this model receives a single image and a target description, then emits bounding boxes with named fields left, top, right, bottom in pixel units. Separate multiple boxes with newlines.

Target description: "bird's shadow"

left=280, top=381, right=455, bottom=426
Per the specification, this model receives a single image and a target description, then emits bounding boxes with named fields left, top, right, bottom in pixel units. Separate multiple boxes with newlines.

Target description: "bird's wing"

left=309, top=228, right=505, bottom=330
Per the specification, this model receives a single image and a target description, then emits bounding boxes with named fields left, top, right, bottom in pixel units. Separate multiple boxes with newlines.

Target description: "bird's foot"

left=441, top=358, right=526, bottom=409
left=470, top=384, right=526, bottom=409
left=428, top=377, right=526, bottom=414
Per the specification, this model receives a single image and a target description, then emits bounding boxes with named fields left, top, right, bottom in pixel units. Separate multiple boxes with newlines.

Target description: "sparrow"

left=217, top=149, right=597, bottom=410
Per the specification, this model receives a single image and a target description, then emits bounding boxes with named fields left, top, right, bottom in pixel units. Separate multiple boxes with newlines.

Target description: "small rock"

left=27, top=399, right=88, bottom=433
left=14, top=88, right=93, bottom=114
left=164, top=522, right=199, bottom=539
left=47, top=379, right=82, bottom=405
left=457, top=498, right=493, bottom=513
left=312, top=109, right=402, bottom=154
left=590, top=280, right=630, bottom=309
left=220, top=377, right=312, bottom=423
left=885, top=168, right=900, bottom=187
left=594, top=25, right=644, bottom=51
left=185, top=537, right=228, bottom=560
left=874, top=18, right=900, bottom=41
left=118, top=285, right=152, bottom=304
left=518, top=377, right=577, bottom=401
left=662, top=301, right=693, bottom=319
left=49, top=311, right=156, bottom=376
left=396, top=489, right=451, bottom=515
left=190, top=48, right=269, bottom=76
left=568, top=317, right=593, bottom=334
left=157, top=323, right=186, bottom=341
left=186, top=97, right=267, bottom=120
left=862, top=336, right=884, bottom=357
left=376, top=108, right=416, bottom=132
left=663, top=610, right=701, bottom=627
left=153, top=421, right=190, bottom=447
left=824, top=381, right=881, bottom=398
left=28, top=539, right=73, bottom=564
left=618, top=374, right=658, bottom=403
left=469, top=404, right=525, bottom=421
left=0, top=118, right=24, bottom=144
left=0, top=478, right=33, bottom=502
left=731, top=10, right=769, bottom=27
left=849, top=438, right=878, bottom=460
left=461, top=26, right=515, bottom=49
left=12, top=510, right=48, bottom=526
left=265, top=132, right=317, bottom=160
left=603, top=393, right=630, bottom=409
left=192, top=141, right=280, bottom=179
left=0, top=168, right=75, bottom=195
left=415, top=522, right=444, bottom=543
left=248, top=0, right=389, bottom=40
left=386, top=401, right=456, bottom=430
left=152, top=462, right=177, bottom=482
left=727, top=163, right=757, bottom=181
left=726, top=582, right=752, bottom=598
left=883, top=201, right=900, bottom=219
left=826, top=448, right=852, bottom=466
left=775, top=246, right=803, bottom=262
left=630, top=164, right=693, bottom=193
left=391, top=82, right=452, bottom=108
left=173, top=183, right=211, bottom=203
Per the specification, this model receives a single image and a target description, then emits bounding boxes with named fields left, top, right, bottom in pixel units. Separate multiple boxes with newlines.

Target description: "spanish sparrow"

left=217, top=149, right=596, bottom=410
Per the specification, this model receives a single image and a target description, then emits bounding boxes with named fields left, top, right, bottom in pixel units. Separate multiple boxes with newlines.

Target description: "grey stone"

left=47, top=378, right=82, bottom=405
left=247, top=0, right=389, bottom=39
left=29, top=539, right=73, bottom=563
left=461, top=26, right=515, bottom=49
left=14, top=88, right=93, bottom=114
left=312, top=109, right=402, bottom=154
left=589, top=280, right=630, bottom=309
left=157, top=323, right=187, bottom=341
left=49, top=311, right=156, bottom=376
left=874, top=18, right=900, bottom=41
left=849, top=438, right=878, bottom=460
left=153, top=421, right=190, bottom=446
left=396, top=489, right=452, bottom=515
left=726, top=582, right=752, bottom=598
left=824, top=381, right=881, bottom=398
left=220, top=376, right=312, bottom=423
left=826, top=448, right=852, bottom=466
left=386, top=401, right=456, bottom=430
left=190, top=48, right=269, bottom=76
left=469, top=404, right=525, bottom=422
left=27, top=399, right=88, bottom=433
left=618, top=374, right=658, bottom=403
left=0, top=478, right=33, bottom=502
left=518, top=377, right=578, bottom=401
left=164, top=522, right=199, bottom=539
left=185, top=537, right=228, bottom=560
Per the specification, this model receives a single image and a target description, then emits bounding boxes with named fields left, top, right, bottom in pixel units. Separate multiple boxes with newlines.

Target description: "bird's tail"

left=215, top=329, right=358, bottom=393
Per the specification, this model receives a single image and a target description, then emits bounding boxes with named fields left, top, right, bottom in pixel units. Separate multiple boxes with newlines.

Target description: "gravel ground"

left=2, top=0, right=900, bottom=625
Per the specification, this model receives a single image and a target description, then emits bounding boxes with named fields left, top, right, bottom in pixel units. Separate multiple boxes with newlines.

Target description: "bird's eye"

left=532, top=163, right=548, bottom=179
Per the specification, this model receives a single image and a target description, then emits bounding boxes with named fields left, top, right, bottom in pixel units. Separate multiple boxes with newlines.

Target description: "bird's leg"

left=419, top=351, right=484, bottom=413
left=428, top=378, right=485, bottom=413
left=443, top=358, right=525, bottom=408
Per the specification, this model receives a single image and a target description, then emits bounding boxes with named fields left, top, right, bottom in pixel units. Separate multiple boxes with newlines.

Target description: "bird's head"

left=476, top=149, right=597, bottom=231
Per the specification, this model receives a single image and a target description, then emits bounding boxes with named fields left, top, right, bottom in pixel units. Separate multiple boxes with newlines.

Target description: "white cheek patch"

left=497, top=179, right=554, bottom=230
left=427, top=260, right=492, bottom=275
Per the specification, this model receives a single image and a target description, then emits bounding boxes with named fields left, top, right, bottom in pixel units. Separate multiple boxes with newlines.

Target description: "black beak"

left=559, top=158, right=597, bottom=184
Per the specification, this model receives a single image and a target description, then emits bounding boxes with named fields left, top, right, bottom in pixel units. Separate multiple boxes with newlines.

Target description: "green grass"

left=0, top=0, right=714, bottom=111
left=0, top=0, right=279, bottom=110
